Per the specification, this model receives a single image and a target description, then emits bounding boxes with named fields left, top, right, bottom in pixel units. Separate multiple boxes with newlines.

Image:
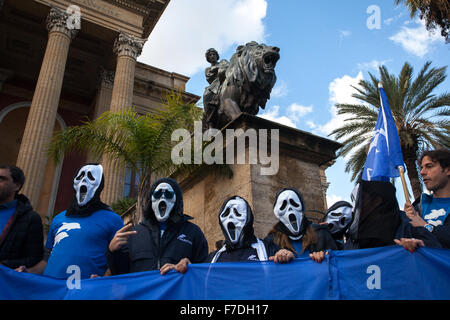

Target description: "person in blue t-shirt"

left=401, top=149, right=450, bottom=250
left=15, top=163, right=123, bottom=279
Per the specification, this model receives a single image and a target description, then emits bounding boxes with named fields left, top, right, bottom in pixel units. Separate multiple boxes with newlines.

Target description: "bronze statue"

left=202, top=42, right=280, bottom=130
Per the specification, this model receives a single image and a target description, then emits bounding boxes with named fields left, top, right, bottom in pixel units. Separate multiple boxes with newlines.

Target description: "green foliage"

left=111, top=197, right=137, bottom=216
left=48, top=91, right=203, bottom=177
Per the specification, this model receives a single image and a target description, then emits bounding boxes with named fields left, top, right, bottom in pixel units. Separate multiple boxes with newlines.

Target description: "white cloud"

left=389, top=18, right=444, bottom=57
left=312, top=71, right=364, bottom=137
left=271, top=81, right=288, bottom=98
left=287, top=103, right=313, bottom=121
left=357, top=59, right=391, bottom=71
left=326, top=194, right=343, bottom=208
left=258, top=105, right=297, bottom=128
left=138, top=0, right=267, bottom=76
left=339, top=30, right=351, bottom=38
left=384, top=17, right=394, bottom=25
left=258, top=102, right=313, bottom=128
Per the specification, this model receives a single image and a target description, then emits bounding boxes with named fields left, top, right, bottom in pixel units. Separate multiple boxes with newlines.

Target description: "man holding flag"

left=404, top=149, right=450, bottom=249
left=356, top=83, right=445, bottom=252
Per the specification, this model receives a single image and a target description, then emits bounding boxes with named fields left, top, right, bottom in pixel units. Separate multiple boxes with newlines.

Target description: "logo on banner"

left=366, top=265, right=381, bottom=290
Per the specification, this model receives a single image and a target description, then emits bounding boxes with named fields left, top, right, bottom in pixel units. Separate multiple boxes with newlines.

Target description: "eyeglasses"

left=152, top=189, right=175, bottom=200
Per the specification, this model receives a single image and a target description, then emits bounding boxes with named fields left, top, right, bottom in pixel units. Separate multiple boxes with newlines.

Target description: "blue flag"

left=362, top=84, right=405, bottom=181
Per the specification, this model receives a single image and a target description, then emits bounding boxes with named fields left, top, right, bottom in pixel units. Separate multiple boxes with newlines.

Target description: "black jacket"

left=206, top=238, right=279, bottom=263
left=107, top=215, right=208, bottom=274
left=107, top=178, right=208, bottom=275
left=0, top=194, right=44, bottom=269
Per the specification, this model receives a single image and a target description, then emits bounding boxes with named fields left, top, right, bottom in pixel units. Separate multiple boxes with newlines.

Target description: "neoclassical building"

left=0, top=0, right=199, bottom=220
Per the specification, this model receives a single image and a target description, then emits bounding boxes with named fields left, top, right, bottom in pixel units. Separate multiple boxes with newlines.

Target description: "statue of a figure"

left=202, top=42, right=280, bottom=130
left=202, top=48, right=229, bottom=130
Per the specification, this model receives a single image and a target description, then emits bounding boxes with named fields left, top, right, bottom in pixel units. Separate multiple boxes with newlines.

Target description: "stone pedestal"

left=175, top=113, right=341, bottom=251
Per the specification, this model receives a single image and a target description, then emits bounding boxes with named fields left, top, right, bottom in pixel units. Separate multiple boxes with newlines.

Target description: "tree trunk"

left=403, top=146, right=422, bottom=201
left=134, top=173, right=152, bottom=225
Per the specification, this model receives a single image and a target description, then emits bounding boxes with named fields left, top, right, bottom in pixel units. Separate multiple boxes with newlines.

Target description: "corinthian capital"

left=46, top=6, right=79, bottom=39
left=113, top=31, right=146, bottom=59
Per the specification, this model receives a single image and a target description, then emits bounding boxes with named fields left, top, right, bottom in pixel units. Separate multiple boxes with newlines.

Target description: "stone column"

left=86, top=68, right=114, bottom=163
left=101, top=32, right=145, bottom=206
left=16, top=7, right=78, bottom=208
left=93, top=68, right=115, bottom=119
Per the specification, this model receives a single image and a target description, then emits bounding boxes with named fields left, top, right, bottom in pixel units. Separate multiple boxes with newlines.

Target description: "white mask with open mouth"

left=219, top=197, right=248, bottom=245
left=325, top=205, right=353, bottom=234
left=73, top=164, right=103, bottom=207
left=151, top=183, right=176, bottom=222
left=274, top=190, right=303, bottom=236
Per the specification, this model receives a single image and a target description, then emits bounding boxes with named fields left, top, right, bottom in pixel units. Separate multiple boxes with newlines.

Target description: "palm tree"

left=48, top=92, right=205, bottom=223
left=395, top=0, right=450, bottom=42
left=330, top=61, right=450, bottom=200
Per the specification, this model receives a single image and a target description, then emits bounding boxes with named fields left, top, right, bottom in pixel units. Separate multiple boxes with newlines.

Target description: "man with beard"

left=0, top=165, right=43, bottom=269
left=207, top=196, right=293, bottom=264
left=107, top=177, right=208, bottom=275
left=16, top=164, right=123, bottom=279
left=264, top=188, right=337, bottom=263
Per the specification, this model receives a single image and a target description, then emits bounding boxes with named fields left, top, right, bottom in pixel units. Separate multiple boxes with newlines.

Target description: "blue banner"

left=1, top=246, right=449, bottom=300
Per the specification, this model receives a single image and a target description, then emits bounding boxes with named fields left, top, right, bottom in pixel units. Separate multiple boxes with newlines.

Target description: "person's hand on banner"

left=269, top=249, right=294, bottom=263
left=160, top=257, right=191, bottom=275
left=15, top=265, right=27, bottom=273
left=310, top=251, right=328, bottom=263
left=394, top=238, right=425, bottom=253
left=109, top=223, right=137, bottom=252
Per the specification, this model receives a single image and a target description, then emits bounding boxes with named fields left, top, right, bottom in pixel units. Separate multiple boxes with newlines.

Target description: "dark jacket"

left=107, top=215, right=208, bottom=274
left=0, top=194, right=44, bottom=269
left=206, top=238, right=279, bottom=263
left=346, top=181, right=401, bottom=249
left=107, top=178, right=208, bottom=275
left=412, top=194, right=450, bottom=249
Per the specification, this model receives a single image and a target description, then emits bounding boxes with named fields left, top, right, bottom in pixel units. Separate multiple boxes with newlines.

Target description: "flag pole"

left=398, top=166, right=411, bottom=205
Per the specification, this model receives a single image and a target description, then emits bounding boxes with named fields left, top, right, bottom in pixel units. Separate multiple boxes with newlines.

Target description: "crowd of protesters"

left=0, top=149, right=448, bottom=280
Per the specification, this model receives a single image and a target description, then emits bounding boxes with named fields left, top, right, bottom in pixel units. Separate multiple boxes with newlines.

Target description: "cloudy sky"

left=138, top=0, right=449, bottom=209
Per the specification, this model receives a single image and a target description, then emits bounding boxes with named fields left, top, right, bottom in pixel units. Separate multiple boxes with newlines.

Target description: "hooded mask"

left=218, top=196, right=256, bottom=251
left=66, top=163, right=110, bottom=217
left=273, top=188, right=309, bottom=239
left=143, top=178, right=184, bottom=224
left=325, top=201, right=353, bottom=239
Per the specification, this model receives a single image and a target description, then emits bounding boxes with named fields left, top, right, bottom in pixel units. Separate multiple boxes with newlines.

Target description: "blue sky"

left=139, top=0, right=449, bottom=209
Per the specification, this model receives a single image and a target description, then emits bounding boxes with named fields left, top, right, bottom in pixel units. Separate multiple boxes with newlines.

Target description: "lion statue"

left=202, top=42, right=280, bottom=130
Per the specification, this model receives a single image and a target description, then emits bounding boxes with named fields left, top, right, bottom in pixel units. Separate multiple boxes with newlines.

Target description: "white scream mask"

left=274, top=190, right=303, bottom=235
left=219, top=198, right=248, bottom=245
left=73, top=164, right=103, bottom=206
left=151, top=183, right=176, bottom=222
left=325, top=205, right=353, bottom=234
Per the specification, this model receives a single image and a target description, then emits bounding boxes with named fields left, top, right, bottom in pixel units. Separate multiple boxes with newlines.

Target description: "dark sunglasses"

left=153, top=189, right=175, bottom=200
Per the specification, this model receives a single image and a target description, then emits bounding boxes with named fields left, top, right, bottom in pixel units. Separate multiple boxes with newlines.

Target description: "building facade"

left=0, top=0, right=199, bottom=220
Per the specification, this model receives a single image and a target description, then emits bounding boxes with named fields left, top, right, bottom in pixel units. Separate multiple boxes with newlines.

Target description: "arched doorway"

left=0, top=102, right=66, bottom=220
